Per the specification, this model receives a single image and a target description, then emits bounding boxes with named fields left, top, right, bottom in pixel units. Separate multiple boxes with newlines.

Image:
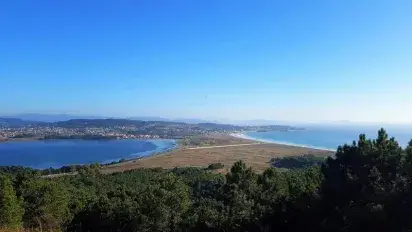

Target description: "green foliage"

left=21, top=179, right=71, bottom=230
left=69, top=169, right=191, bottom=232
left=0, top=175, right=24, bottom=229
left=319, top=128, right=407, bottom=231
left=207, top=163, right=225, bottom=170
left=0, top=166, right=40, bottom=177
left=271, top=154, right=325, bottom=169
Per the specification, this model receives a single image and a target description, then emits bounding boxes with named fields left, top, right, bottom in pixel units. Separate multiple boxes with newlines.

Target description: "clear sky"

left=1, top=0, right=411, bottom=123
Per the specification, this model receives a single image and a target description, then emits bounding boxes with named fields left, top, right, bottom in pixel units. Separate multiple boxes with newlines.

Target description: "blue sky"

left=1, top=0, right=412, bottom=123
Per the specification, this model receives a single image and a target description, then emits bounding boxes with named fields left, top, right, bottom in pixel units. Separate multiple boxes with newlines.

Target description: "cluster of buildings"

left=0, top=124, right=161, bottom=141
left=0, top=119, right=301, bottom=142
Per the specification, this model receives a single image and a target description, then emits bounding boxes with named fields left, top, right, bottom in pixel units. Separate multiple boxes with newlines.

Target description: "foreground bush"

left=271, top=154, right=325, bottom=169
left=207, top=163, right=225, bottom=170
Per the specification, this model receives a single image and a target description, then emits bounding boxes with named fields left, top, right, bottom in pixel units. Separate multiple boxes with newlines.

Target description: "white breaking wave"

left=230, top=133, right=335, bottom=152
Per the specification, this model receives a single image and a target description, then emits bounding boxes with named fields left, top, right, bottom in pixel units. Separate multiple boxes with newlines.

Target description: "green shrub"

left=207, top=163, right=225, bottom=170
left=271, top=154, right=325, bottom=169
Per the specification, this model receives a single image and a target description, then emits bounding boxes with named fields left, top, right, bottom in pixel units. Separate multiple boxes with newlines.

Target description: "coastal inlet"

left=0, top=139, right=177, bottom=169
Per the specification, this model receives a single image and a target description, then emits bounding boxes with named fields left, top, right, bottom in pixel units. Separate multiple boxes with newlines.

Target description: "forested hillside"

left=1, top=129, right=412, bottom=231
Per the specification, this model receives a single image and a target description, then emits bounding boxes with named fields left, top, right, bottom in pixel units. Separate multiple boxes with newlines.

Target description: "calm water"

left=245, top=125, right=412, bottom=151
left=0, top=139, right=177, bottom=169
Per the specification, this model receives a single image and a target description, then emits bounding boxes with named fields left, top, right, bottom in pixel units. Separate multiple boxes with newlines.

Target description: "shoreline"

left=230, top=132, right=336, bottom=152
left=102, top=139, right=179, bottom=164
left=103, top=134, right=334, bottom=173
left=0, top=138, right=179, bottom=170
left=0, top=137, right=174, bottom=143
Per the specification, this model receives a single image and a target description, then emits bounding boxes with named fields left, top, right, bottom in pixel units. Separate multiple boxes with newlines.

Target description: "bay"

left=0, top=139, right=177, bottom=169
left=244, top=125, right=412, bottom=151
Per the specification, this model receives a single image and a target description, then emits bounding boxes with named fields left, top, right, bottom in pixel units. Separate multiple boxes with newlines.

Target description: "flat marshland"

left=102, top=135, right=333, bottom=173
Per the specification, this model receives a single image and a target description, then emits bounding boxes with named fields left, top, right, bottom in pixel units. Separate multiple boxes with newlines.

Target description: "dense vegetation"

left=271, top=154, right=325, bottom=169
left=1, top=128, right=412, bottom=231
left=206, top=163, right=225, bottom=170
left=0, top=163, right=106, bottom=176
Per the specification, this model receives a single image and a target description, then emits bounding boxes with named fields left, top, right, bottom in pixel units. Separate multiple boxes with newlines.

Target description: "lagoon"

left=0, top=139, right=177, bottom=169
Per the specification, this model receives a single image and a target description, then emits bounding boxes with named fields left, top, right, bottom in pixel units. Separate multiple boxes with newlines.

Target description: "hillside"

left=0, top=117, right=40, bottom=127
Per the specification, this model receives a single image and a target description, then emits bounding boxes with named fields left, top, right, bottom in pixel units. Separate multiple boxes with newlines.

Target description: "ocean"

left=0, top=139, right=177, bottom=169
left=242, top=125, right=412, bottom=151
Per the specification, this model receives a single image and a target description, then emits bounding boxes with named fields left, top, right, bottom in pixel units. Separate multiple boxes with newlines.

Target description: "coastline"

left=0, top=138, right=179, bottom=169
left=230, top=132, right=336, bottom=152
left=0, top=137, right=43, bottom=143
left=100, top=139, right=179, bottom=165
left=103, top=134, right=334, bottom=174
left=132, top=139, right=179, bottom=158
left=0, top=136, right=178, bottom=143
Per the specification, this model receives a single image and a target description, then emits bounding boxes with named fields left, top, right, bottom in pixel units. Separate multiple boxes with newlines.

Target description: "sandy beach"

left=230, top=132, right=336, bottom=151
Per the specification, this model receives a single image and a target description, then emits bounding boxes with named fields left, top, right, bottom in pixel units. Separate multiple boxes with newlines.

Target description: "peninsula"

left=0, top=118, right=301, bottom=142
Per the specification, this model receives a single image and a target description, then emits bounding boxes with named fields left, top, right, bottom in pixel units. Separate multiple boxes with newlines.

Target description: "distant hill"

left=215, top=119, right=289, bottom=126
left=3, top=114, right=301, bottom=128
left=3, top=114, right=104, bottom=122
left=54, top=119, right=148, bottom=127
left=49, top=119, right=249, bottom=135
left=6, top=114, right=220, bottom=125
left=172, top=118, right=220, bottom=124
left=7, top=114, right=106, bottom=122
left=0, top=117, right=40, bottom=126
left=54, top=118, right=239, bottom=129
left=129, top=117, right=218, bottom=124
left=128, top=116, right=170, bottom=121
left=195, top=122, right=242, bottom=130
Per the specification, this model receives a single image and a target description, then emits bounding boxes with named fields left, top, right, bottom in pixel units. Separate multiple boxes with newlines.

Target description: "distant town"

left=0, top=118, right=302, bottom=141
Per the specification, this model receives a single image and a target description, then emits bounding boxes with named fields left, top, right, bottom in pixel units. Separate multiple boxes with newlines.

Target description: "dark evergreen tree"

left=320, top=129, right=405, bottom=231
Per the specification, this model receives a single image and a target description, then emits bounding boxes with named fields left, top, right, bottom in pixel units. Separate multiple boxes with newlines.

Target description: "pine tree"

left=0, top=175, right=24, bottom=229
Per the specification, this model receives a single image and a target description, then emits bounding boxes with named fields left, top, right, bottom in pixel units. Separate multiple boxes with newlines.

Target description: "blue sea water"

left=0, top=139, right=177, bottom=169
left=245, top=125, right=412, bottom=151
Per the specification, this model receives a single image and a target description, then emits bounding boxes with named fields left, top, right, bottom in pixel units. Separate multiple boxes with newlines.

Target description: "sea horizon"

left=231, top=132, right=336, bottom=152
left=232, top=125, right=412, bottom=152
